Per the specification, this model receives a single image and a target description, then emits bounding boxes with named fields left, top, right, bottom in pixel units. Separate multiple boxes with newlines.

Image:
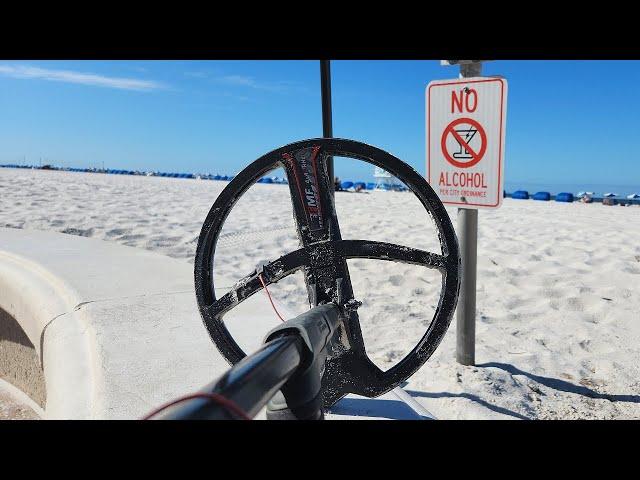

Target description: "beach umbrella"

left=603, top=192, right=618, bottom=198
left=626, top=193, right=640, bottom=199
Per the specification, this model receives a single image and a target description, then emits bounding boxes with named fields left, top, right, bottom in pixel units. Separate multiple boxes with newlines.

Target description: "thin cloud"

left=0, top=64, right=166, bottom=91
left=184, top=71, right=210, bottom=78
left=215, top=74, right=303, bottom=93
left=184, top=70, right=309, bottom=96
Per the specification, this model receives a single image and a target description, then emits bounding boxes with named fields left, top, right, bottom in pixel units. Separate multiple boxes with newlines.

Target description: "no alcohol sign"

left=427, top=77, right=508, bottom=208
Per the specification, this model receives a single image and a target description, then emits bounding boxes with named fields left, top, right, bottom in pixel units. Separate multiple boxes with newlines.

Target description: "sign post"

left=427, top=60, right=508, bottom=366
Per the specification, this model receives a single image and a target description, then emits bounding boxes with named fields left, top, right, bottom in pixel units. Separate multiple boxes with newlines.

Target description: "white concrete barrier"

left=0, top=228, right=241, bottom=418
left=0, top=228, right=426, bottom=420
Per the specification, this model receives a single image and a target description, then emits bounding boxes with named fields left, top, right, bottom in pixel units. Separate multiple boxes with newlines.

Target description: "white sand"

left=0, top=378, right=40, bottom=420
left=1, top=167, right=639, bottom=419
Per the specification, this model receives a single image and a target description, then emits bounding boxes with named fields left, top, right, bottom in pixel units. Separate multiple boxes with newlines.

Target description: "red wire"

left=141, top=392, right=251, bottom=420
left=258, top=273, right=286, bottom=323
left=143, top=272, right=287, bottom=421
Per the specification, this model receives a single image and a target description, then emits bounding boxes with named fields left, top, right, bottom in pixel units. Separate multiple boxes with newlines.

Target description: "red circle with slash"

left=440, top=117, right=487, bottom=169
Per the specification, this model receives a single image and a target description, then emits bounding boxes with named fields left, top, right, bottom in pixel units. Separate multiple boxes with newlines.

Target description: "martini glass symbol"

left=452, top=127, right=478, bottom=160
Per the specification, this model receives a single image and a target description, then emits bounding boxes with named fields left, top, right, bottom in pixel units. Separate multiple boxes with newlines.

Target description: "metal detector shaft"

left=161, top=335, right=304, bottom=420
left=162, top=303, right=342, bottom=420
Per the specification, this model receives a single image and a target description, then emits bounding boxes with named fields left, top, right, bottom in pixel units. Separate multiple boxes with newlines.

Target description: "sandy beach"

left=1, top=167, right=639, bottom=419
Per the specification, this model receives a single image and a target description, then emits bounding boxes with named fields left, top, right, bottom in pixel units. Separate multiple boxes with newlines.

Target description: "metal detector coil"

left=194, top=138, right=460, bottom=409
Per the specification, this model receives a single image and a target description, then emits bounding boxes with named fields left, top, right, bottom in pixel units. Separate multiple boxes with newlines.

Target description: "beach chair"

left=533, top=191, right=551, bottom=201
left=511, top=190, right=529, bottom=199
left=555, top=192, right=574, bottom=203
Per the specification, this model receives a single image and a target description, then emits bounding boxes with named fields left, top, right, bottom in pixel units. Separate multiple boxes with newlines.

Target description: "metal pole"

left=456, top=61, right=482, bottom=366
left=320, top=60, right=334, bottom=194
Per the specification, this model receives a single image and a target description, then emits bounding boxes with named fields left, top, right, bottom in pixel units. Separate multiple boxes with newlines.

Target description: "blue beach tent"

left=366, top=182, right=376, bottom=190
left=511, top=190, right=529, bottom=200
left=555, top=192, right=574, bottom=203
left=341, top=181, right=354, bottom=190
left=533, top=191, right=551, bottom=201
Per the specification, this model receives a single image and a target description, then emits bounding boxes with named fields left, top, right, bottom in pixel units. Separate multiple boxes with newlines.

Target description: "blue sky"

left=0, top=60, right=638, bottom=190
